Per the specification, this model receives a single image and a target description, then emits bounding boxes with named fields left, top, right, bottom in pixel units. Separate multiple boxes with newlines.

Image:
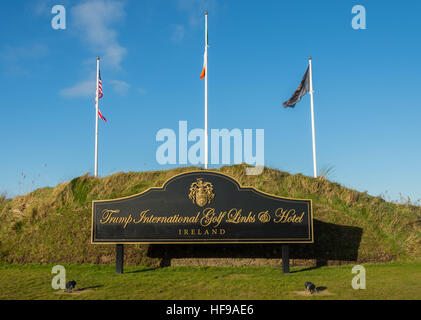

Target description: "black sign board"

left=92, top=171, right=313, bottom=244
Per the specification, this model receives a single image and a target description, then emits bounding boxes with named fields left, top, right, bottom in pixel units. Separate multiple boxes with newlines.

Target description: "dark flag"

left=283, top=67, right=310, bottom=108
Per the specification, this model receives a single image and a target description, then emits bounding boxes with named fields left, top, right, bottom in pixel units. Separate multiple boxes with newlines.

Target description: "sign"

left=91, top=171, right=313, bottom=244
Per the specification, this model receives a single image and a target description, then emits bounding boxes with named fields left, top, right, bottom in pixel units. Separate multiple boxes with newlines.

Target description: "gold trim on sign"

left=92, top=241, right=314, bottom=244
left=91, top=170, right=314, bottom=245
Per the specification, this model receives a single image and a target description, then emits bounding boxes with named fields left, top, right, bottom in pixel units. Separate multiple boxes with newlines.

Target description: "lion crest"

left=188, top=178, right=215, bottom=207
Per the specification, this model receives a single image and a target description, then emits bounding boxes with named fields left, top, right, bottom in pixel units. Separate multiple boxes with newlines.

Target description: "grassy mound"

left=0, top=165, right=420, bottom=266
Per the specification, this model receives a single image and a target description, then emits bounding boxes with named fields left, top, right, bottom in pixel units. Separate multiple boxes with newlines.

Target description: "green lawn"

left=0, top=262, right=420, bottom=300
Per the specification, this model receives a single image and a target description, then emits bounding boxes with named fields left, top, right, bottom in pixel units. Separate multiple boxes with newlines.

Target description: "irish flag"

left=201, top=14, right=208, bottom=81
left=200, top=48, right=207, bottom=80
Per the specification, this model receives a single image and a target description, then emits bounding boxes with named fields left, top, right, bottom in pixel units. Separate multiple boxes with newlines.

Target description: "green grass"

left=0, top=262, right=420, bottom=300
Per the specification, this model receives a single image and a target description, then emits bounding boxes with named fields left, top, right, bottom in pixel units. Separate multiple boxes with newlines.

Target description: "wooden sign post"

left=116, top=244, right=124, bottom=274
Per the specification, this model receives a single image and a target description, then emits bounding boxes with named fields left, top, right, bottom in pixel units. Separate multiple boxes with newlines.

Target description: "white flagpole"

left=204, top=12, right=208, bottom=170
left=95, top=57, right=100, bottom=177
left=309, top=57, right=318, bottom=178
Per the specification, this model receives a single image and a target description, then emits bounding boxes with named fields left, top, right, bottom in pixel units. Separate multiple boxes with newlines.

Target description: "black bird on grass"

left=304, top=282, right=316, bottom=294
left=65, top=280, right=77, bottom=293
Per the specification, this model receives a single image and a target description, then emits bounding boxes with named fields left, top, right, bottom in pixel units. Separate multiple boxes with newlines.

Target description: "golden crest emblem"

left=189, top=178, right=215, bottom=207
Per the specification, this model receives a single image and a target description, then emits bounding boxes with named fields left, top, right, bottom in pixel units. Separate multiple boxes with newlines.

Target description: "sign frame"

left=91, top=171, right=314, bottom=245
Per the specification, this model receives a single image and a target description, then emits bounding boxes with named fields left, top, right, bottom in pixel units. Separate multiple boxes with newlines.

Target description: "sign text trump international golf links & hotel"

left=92, top=171, right=313, bottom=244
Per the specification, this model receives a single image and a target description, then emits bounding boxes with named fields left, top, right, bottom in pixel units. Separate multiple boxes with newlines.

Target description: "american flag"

left=98, top=70, right=104, bottom=99
left=96, top=70, right=107, bottom=122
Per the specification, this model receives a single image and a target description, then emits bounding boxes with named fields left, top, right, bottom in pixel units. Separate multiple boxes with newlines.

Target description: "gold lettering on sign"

left=100, top=210, right=133, bottom=229
left=226, top=208, right=256, bottom=224
left=199, top=208, right=226, bottom=228
left=258, top=210, right=271, bottom=223
left=178, top=228, right=226, bottom=236
left=273, top=208, right=304, bottom=224
left=133, top=210, right=200, bottom=224
left=98, top=207, right=306, bottom=229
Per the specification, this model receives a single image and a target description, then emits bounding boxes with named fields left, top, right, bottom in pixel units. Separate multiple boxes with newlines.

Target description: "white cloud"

left=32, top=0, right=59, bottom=16
left=171, top=0, right=217, bottom=44
left=110, top=80, right=130, bottom=96
left=72, top=0, right=127, bottom=70
left=60, top=79, right=95, bottom=98
left=177, top=0, right=218, bottom=27
left=0, top=44, right=48, bottom=76
left=60, top=78, right=131, bottom=98
left=137, top=88, right=147, bottom=95
left=0, top=44, right=48, bottom=61
left=60, top=0, right=130, bottom=99
left=171, top=24, right=185, bottom=43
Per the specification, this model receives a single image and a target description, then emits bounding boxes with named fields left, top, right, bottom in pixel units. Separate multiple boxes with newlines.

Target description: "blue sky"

left=1, top=0, right=420, bottom=203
